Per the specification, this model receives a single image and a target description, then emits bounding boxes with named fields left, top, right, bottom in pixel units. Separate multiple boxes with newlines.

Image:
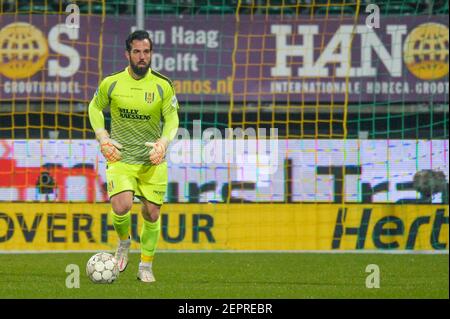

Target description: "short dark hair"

left=126, top=30, right=153, bottom=52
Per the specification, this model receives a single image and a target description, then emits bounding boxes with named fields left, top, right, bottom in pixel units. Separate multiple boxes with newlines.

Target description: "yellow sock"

left=141, top=254, right=154, bottom=263
left=140, top=218, right=160, bottom=262
left=111, top=210, right=131, bottom=240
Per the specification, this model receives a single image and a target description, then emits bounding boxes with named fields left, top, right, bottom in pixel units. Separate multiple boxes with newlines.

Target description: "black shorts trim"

left=109, top=190, right=135, bottom=200
left=135, top=195, right=163, bottom=207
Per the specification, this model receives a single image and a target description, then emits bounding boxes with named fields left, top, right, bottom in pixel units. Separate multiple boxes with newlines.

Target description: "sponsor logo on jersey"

left=118, top=107, right=151, bottom=120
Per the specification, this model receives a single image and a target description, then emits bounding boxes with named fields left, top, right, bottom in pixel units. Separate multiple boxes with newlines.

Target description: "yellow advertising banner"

left=0, top=203, right=447, bottom=251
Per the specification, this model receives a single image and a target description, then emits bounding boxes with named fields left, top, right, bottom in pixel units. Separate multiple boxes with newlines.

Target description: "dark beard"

left=130, top=61, right=150, bottom=77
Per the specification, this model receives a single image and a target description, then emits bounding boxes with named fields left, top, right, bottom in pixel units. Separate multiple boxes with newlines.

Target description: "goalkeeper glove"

left=145, top=138, right=168, bottom=165
left=95, top=129, right=123, bottom=163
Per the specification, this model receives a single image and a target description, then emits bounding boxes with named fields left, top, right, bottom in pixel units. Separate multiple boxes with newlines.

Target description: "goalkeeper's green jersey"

left=89, top=67, right=179, bottom=165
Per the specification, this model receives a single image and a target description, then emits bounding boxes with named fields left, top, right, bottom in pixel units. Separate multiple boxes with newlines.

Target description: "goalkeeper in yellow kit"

left=88, top=30, right=179, bottom=283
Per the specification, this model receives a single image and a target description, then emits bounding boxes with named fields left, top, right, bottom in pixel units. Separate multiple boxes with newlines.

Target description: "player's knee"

left=112, top=202, right=133, bottom=215
left=142, top=205, right=160, bottom=222
left=149, top=210, right=160, bottom=223
left=111, top=192, right=133, bottom=215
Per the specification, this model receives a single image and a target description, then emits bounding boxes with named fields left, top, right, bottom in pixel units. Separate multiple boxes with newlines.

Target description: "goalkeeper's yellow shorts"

left=105, top=161, right=168, bottom=206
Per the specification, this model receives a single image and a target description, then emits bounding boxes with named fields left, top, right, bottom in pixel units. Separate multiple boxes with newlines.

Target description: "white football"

left=86, top=252, right=119, bottom=284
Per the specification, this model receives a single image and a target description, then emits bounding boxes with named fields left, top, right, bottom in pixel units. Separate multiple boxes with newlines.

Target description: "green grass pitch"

left=0, top=252, right=448, bottom=299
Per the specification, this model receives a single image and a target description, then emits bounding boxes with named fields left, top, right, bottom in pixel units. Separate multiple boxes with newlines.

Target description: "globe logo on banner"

left=0, top=22, right=49, bottom=79
left=403, top=23, right=449, bottom=80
